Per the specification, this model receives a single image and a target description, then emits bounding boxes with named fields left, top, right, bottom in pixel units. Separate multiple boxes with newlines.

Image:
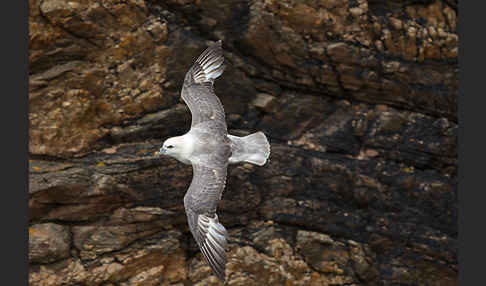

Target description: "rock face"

left=29, top=0, right=457, bottom=285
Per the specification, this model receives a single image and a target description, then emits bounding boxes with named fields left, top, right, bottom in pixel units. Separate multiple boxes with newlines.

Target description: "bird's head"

left=156, top=136, right=188, bottom=158
left=155, top=135, right=193, bottom=165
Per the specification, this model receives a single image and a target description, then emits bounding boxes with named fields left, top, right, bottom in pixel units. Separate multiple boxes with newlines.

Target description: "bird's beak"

left=155, top=147, right=166, bottom=157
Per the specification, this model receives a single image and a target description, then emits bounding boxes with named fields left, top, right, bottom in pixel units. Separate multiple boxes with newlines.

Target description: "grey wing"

left=184, top=163, right=229, bottom=282
left=181, top=40, right=226, bottom=127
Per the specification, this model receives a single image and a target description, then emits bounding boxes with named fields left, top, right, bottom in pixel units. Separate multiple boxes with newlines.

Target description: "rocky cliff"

left=29, top=0, right=457, bottom=285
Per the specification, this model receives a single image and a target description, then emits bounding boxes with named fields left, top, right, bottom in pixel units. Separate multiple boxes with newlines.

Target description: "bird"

left=156, top=40, right=270, bottom=283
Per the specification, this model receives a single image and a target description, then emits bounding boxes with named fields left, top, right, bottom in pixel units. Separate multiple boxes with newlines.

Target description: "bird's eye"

left=166, top=145, right=174, bottom=149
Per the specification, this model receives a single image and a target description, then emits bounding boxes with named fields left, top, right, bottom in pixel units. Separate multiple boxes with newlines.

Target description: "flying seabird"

left=156, top=40, right=270, bottom=282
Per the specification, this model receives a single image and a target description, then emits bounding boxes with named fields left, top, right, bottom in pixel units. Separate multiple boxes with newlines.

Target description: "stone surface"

left=29, top=0, right=457, bottom=285
left=29, top=223, right=71, bottom=264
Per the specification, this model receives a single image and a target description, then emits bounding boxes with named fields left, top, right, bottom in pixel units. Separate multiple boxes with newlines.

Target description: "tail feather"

left=228, top=131, right=270, bottom=166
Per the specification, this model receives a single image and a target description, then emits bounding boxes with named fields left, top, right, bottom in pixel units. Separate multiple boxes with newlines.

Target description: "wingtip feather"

left=193, top=213, right=228, bottom=283
left=193, top=40, right=225, bottom=83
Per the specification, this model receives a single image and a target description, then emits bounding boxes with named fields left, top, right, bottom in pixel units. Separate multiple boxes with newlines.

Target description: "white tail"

left=228, top=132, right=270, bottom=166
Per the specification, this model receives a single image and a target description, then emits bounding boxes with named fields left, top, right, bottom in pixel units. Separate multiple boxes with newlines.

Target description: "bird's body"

left=157, top=41, right=270, bottom=282
left=166, top=121, right=230, bottom=166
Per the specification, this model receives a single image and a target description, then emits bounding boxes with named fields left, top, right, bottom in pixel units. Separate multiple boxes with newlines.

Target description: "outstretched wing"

left=181, top=40, right=226, bottom=127
left=184, top=163, right=229, bottom=282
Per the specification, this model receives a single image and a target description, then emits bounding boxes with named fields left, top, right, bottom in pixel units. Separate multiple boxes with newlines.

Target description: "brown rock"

left=252, top=93, right=276, bottom=111
left=72, top=223, right=159, bottom=259
left=29, top=0, right=169, bottom=157
left=29, top=223, right=70, bottom=264
left=29, top=231, right=187, bottom=286
left=296, top=231, right=348, bottom=273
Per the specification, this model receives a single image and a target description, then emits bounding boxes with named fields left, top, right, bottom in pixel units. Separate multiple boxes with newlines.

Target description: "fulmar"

left=156, top=40, right=270, bottom=282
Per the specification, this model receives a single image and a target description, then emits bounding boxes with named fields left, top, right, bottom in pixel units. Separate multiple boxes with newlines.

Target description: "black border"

left=2, top=1, right=28, bottom=285
left=459, top=0, right=479, bottom=285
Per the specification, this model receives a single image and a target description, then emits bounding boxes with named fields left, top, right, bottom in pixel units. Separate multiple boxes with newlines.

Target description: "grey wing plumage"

left=184, top=163, right=229, bottom=282
left=181, top=40, right=227, bottom=127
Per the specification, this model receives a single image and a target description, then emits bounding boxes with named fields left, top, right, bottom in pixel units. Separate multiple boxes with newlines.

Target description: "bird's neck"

left=173, top=133, right=195, bottom=165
